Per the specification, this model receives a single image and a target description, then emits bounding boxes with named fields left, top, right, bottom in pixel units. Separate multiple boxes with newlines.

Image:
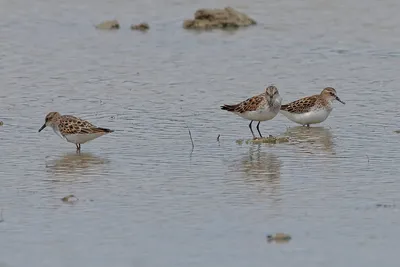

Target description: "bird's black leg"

left=249, top=120, right=256, bottom=139
left=256, top=121, right=263, bottom=138
left=76, top=144, right=81, bottom=153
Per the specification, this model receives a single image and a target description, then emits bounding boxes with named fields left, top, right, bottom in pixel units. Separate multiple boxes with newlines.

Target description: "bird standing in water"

left=280, top=87, right=345, bottom=127
left=221, top=85, right=282, bottom=139
left=38, top=112, right=114, bottom=152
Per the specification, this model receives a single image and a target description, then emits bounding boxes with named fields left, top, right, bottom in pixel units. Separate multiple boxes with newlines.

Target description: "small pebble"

left=95, top=20, right=120, bottom=30
left=131, top=23, right=150, bottom=31
left=267, top=233, right=291, bottom=243
left=61, top=194, right=78, bottom=203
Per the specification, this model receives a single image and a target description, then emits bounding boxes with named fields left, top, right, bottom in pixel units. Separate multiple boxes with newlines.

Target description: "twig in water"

left=0, top=210, right=4, bottom=223
left=366, top=154, right=370, bottom=163
left=217, top=134, right=220, bottom=142
left=186, top=124, right=194, bottom=149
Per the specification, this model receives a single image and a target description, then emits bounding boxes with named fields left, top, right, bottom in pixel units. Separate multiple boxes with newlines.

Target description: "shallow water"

left=1, top=0, right=400, bottom=266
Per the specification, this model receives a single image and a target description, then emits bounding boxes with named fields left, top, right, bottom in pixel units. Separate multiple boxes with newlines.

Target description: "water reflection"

left=45, top=152, right=109, bottom=181
left=284, top=126, right=335, bottom=154
left=238, top=145, right=282, bottom=196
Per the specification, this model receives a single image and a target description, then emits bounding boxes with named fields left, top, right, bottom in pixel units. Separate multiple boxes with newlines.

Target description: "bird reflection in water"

left=45, top=152, right=109, bottom=181
left=284, top=126, right=334, bottom=154
left=239, top=145, right=282, bottom=197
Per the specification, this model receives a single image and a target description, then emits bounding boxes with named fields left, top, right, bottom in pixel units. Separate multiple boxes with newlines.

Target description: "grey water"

left=1, top=0, right=400, bottom=266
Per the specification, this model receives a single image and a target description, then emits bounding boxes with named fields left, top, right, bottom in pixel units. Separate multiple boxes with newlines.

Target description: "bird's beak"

left=38, top=124, right=46, bottom=132
left=335, top=96, right=346, bottom=104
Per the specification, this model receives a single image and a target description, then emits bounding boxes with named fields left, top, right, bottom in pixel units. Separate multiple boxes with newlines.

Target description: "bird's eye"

left=330, top=92, right=335, bottom=96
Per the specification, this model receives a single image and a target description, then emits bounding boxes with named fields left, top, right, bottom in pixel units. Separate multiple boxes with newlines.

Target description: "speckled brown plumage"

left=280, top=87, right=341, bottom=114
left=221, top=94, right=267, bottom=113
left=57, top=115, right=112, bottom=135
left=281, top=95, right=322, bottom=113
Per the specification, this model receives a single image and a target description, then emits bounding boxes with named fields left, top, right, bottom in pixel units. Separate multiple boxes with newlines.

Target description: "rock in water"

left=95, top=20, right=120, bottom=30
left=61, top=194, right=78, bottom=203
left=183, top=7, right=256, bottom=30
left=267, top=233, right=292, bottom=243
left=131, top=23, right=150, bottom=31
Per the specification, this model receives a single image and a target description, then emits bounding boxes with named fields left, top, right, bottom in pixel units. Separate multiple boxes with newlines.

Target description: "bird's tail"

left=220, top=104, right=238, bottom=112
left=96, top=127, right=114, bottom=133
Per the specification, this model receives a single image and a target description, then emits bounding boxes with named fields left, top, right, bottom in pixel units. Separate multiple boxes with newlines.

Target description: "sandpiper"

left=280, top=87, right=345, bottom=127
left=221, top=85, right=282, bottom=139
left=38, top=112, right=113, bottom=152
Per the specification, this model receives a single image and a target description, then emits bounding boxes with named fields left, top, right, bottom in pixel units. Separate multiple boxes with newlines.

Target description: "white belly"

left=53, top=127, right=66, bottom=140
left=236, top=109, right=279, bottom=122
left=280, top=108, right=331, bottom=125
left=64, top=133, right=106, bottom=144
